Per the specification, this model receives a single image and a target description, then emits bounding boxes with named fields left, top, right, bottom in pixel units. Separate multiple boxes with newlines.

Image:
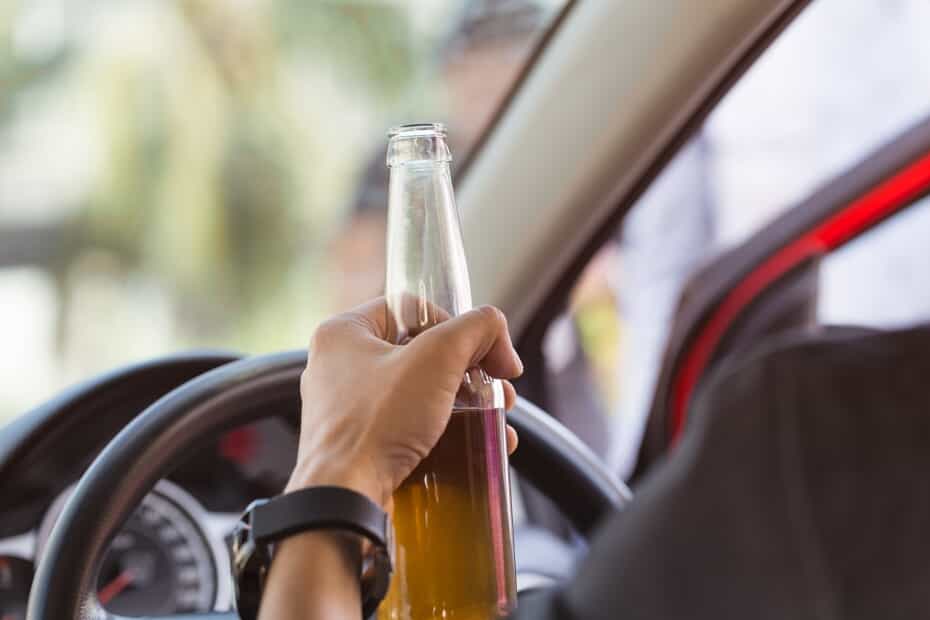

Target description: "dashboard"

left=0, top=417, right=298, bottom=618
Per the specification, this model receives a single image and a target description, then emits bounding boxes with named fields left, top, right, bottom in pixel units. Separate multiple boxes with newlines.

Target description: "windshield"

left=0, top=0, right=567, bottom=422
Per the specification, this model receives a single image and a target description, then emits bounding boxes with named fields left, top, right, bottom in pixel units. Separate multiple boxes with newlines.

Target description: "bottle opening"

left=386, top=122, right=451, bottom=167
left=388, top=122, right=447, bottom=138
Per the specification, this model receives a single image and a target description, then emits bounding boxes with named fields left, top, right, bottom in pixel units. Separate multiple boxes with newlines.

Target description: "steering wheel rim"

left=27, top=350, right=630, bottom=620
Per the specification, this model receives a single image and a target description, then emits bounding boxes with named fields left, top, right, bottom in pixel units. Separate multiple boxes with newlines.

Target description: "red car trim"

left=670, top=150, right=930, bottom=442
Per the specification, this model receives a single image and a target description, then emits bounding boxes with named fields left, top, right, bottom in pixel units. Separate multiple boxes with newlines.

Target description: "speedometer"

left=38, top=480, right=227, bottom=616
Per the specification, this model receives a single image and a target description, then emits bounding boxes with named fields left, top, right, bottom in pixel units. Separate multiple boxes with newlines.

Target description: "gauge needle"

left=97, top=570, right=134, bottom=605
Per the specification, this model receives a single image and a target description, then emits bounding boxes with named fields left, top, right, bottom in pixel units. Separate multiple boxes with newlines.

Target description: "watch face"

left=231, top=499, right=271, bottom=620
left=364, top=545, right=393, bottom=617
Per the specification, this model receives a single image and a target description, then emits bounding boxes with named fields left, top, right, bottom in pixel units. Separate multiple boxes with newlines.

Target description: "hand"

left=287, top=297, right=523, bottom=507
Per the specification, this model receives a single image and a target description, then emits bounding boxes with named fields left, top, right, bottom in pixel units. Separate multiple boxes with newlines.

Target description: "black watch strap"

left=233, top=486, right=392, bottom=620
left=252, top=486, right=388, bottom=546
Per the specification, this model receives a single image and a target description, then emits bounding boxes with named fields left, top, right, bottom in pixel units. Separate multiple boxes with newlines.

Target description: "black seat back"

left=549, top=325, right=930, bottom=619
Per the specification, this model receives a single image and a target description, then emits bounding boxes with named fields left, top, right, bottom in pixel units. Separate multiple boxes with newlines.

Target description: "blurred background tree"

left=1, top=3, right=429, bottom=324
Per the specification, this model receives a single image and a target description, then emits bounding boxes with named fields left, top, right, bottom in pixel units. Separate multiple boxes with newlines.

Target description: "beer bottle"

left=379, top=123, right=517, bottom=620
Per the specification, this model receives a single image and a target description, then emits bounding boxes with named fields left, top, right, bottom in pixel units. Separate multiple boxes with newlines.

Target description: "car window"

left=538, top=0, right=930, bottom=478
left=819, top=194, right=930, bottom=327
left=0, top=0, right=568, bottom=423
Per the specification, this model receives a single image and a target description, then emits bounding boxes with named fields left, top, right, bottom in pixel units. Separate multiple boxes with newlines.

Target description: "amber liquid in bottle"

left=379, top=123, right=517, bottom=619
left=380, top=407, right=516, bottom=620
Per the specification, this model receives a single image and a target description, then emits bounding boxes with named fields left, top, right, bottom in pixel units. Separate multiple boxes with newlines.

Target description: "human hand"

left=286, top=298, right=523, bottom=507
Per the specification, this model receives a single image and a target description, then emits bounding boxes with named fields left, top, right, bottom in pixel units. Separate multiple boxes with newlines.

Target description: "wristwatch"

left=231, top=486, right=393, bottom=620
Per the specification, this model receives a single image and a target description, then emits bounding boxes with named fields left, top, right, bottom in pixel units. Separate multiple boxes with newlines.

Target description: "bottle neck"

left=384, top=160, right=472, bottom=344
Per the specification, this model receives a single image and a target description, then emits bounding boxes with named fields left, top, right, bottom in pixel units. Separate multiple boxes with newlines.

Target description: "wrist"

left=285, top=460, right=386, bottom=507
left=274, top=529, right=362, bottom=574
left=260, top=531, right=363, bottom=620
left=235, top=487, right=393, bottom=620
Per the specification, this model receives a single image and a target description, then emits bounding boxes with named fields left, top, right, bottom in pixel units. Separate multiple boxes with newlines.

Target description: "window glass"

left=0, top=0, right=567, bottom=423
left=541, top=0, right=930, bottom=478
left=819, top=194, right=930, bottom=327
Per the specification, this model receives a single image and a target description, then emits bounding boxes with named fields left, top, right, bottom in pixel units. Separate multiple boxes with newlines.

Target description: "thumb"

left=404, top=306, right=523, bottom=380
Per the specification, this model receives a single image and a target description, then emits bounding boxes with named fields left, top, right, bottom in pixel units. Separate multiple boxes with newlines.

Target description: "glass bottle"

left=378, top=123, right=517, bottom=620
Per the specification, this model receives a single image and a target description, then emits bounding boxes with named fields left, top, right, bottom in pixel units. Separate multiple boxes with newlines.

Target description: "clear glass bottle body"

left=379, top=124, right=517, bottom=620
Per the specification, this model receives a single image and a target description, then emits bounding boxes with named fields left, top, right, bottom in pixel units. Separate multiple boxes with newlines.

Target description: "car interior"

left=3, top=0, right=930, bottom=618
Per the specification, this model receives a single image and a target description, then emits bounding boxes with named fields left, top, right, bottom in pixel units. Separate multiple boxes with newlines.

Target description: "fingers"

left=503, top=381, right=518, bottom=454
left=334, top=299, right=522, bottom=385
left=408, top=305, right=523, bottom=379
left=342, top=297, right=391, bottom=340
left=502, top=380, right=517, bottom=412
left=385, top=293, right=451, bottom=342
left=324, top=300, right=523, bottom=394
left=506, top=425, right=519, bottom=455
left=308, top=298, right=391, bottom=352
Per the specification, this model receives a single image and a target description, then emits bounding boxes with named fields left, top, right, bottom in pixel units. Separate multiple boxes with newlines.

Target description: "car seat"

left=521, top=323, right=930, bottom=619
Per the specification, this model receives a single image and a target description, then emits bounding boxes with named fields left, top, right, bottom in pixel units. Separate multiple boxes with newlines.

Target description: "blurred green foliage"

left=0, top=0, right=440, bottom=361
left=0, top=2, right=71, bottom=124
left=271, top=0, right=421, bottom=98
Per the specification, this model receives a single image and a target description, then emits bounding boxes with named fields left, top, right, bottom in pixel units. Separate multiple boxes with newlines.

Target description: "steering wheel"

left=26, top=350, right=630, bottom=620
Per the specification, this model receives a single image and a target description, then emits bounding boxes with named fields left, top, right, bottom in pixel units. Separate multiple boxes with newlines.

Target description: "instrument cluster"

left=0, top=418, right=298, bottom=618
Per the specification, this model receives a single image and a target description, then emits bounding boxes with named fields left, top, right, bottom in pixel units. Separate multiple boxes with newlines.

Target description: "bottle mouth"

left=386, top=122, right=451, bottom=166
left=388, top=123, right=447, bottom=139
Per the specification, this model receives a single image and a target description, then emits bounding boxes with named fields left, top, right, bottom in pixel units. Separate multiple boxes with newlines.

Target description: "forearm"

left=258, top=531, right=363, bottom=620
